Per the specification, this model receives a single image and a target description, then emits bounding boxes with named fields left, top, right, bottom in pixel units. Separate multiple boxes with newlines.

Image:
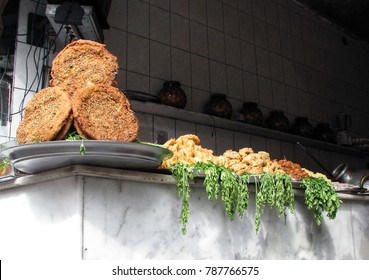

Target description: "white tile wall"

left=150, top=6, right=170, bottom=44
left=9, top=0, right=369, bottom=171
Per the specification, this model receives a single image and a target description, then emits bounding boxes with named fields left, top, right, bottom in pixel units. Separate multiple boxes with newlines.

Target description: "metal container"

left=332, top=163, right=369, bottom=188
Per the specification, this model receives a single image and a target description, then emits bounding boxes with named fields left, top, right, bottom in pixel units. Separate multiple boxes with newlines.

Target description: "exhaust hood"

left=45, top=3, right=104, bottom=43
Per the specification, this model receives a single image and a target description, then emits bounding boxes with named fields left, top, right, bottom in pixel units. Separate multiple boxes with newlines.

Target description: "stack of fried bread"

left=16, top=39, right=139, bottom=144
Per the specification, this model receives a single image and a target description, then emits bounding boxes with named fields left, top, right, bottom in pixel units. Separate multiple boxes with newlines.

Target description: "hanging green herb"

left=301, top=177, right=342, bottom=226
left=275, top=172, right=295, bottom=221
left=254, top=173, right=275, bottom=232
left=195, top=161, right=221, bottom=200
left=168, top=161, right=340, bottom=235
left=219, top=166, right=238, bottom=221
left=65, top=131, right=86, bottom=155
left=260, top=173, right=276, bottom=208
left=196, top=162, right=251, bottom=220
left=169, top=162, right=194, bottom=234
left=79, top=141, right=86, bottom=155
left=254, top=173, right=295, bottom=232
left=254, top=177, right=263, bottom=232
left=237, top=173, right=250, bottom=219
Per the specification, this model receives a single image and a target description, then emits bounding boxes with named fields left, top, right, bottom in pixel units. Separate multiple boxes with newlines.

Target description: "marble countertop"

left=1, top=164, right=368, bottom=260
left=1, top=165, right=368, bottom=202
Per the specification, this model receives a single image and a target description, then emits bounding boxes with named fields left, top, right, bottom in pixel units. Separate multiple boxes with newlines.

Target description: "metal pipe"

left=296, top=142, right=333, bottom=178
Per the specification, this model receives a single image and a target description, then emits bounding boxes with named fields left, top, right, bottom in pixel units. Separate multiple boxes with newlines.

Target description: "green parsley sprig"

left=301, top=177, right=342, bottom=226
left=195, top=161, right=221, bottom=200
left=169, top=162, right=194, bottom=234
left=65, top=131, right=86, bottom=155
left=275, top=172, right=295, bottom=221
left=219, top=165, right=238, bottom=220
left=237, top=173, right=250, bottom=219
left=0, top=157, right=10, bottom=171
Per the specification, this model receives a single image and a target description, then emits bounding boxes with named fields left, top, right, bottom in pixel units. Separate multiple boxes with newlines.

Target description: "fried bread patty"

left=16, top=87, right=72, bottom=144
left=54, top=112, right=74, bottom=140
left=72, top=85, right=139, bottom=141
left=50, top=39, right=118, bottom=95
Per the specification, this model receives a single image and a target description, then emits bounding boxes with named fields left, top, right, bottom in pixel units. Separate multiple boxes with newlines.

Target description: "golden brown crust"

left=50, top=39, right=118, bottom=96
left=72, top=119, right=89, bottom=139
left=54, top=112, right=74, bottom=140
left=273, top=159, right=310, bottom=180
left=16, top=87, right=72, bottom=144
left=72, top=84, right=139, bottom=141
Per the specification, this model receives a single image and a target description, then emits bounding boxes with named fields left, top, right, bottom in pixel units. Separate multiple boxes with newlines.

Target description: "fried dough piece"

left=50, top=39, right=118, bottom=95
left=274, top=159, right=309, bottom=180
left=54, top=112, right=73, bottom=140
left=73, top=119, right=88, bottom=139
left=72, top=85, right=139, bottom=141
left=16, top=87, right=72, bottom=144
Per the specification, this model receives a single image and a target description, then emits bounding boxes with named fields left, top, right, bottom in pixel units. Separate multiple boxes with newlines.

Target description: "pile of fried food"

left=16, top=40, right=139, bottom=144
left=160, top=134, right=328, bottom=181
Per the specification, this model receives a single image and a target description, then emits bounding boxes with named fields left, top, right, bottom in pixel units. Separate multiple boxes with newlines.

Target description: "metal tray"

left=1, top=141, right=172, bottom=174
left=123, top=90, right=159, bottom=102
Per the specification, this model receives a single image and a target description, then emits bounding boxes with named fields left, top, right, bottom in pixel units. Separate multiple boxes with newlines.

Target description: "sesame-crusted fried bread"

left=16, top=87, right=72, bottom=144
left=73, top=119, right=88, bottom=139
left=72, top=85, right=139, bottom=141
left=50, top=39, right=118, bottom=96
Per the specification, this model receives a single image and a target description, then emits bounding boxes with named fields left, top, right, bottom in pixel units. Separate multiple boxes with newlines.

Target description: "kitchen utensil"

left=336, top=130, right=352, bottom=146
left=336, top=113, right=351, bottom=130
left=313, top=123, right=336, bottom=143
left=332, top=163, right=369, bottom=188
left=296, top=142, right=332, bottom=178
left=123, top=90, right=159, bottom=102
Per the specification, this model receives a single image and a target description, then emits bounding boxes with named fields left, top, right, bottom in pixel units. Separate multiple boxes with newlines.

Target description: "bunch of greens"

left=195, top=161, right=249, bottom=220
left=169, top=163, right=195, bottom=234
left=254, top=172, right=295, bottom=232
left=301, top=177, right=342, bottom=226
left=169, top=162, right=298, bottom=234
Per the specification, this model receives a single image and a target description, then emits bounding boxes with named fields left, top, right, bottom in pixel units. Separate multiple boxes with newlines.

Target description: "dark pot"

left=204, top=93, right=233, bottom=119
left=158, top=81, right=187, bottom=108
left=265, top=110, right=289, bottom=132
left=313, top=123, right=336, bottom=143
left=240, top=102, right=263, bottom=126
left=290, top=117, right=314, bottom=138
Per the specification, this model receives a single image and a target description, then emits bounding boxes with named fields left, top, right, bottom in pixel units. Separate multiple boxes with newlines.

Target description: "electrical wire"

left=17, top=0, right=41, bottom=119
left=13, top=0, right=72, bottom=118
left=0, top=49, right=10, bottom=125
